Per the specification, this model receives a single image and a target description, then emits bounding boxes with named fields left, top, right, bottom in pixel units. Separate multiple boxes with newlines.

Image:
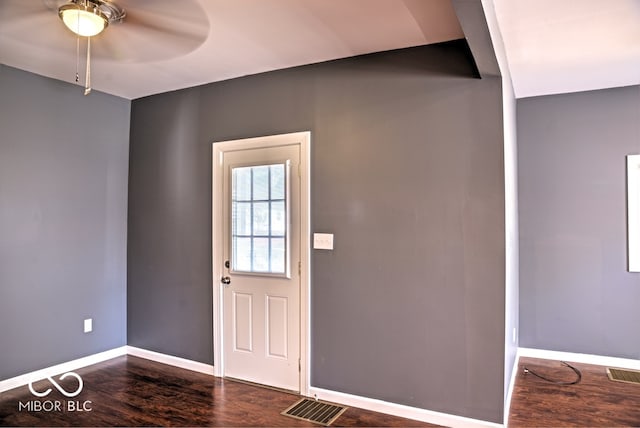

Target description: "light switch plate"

left=84, top=318, right=92, bottom=333
left=313, top=233, right=334, bottom=250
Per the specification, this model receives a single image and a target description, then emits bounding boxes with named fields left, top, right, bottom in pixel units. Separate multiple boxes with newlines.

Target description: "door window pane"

left=271, top=238, right=285, bottom=273
left=233, top=237, right=252, bottom=272
left=233, top=202, right=251, bottom=235
left=252, top=202, right=270, bottom=236
left=233, top=168, right=252, bottom=201
left=231, top=163, right=288, bottom=275
left=270, top=165, right=285, bottom=199
left=252, top=166, right=270, bottom=201
left=271, top=201, right=285, bottom=236
left=253, top=238, right=270, bottom=272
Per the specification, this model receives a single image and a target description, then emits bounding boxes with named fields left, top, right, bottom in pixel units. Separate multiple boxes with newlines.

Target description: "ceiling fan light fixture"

left=59, top=1, right=109, bottom=37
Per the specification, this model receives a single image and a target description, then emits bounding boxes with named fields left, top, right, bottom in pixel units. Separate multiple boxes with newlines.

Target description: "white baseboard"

left=0, top=346, right=127, bottom=393
left=308, top=386, right=502, bottom=428
left=0, top=346, right=215, bottom=394
left=503, top=352, right=520, bottom=427
left=126, top=346, right=215, bottom=375
left=518, top=347, right=640, bottom=370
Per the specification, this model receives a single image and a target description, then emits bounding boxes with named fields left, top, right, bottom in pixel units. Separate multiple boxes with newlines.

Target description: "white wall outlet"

left=313, top=233, right=334, bottom=250
left=84, top=318, right=93, bottom=333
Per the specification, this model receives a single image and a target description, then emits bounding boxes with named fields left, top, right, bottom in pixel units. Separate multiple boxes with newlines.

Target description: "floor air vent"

left=282, top=398, right=347, bottom=425
left=607, top=367, right=640, bottom=384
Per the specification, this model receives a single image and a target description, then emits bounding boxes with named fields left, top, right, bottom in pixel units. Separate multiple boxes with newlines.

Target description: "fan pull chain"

left=75, top=34, right=80, bottom=83
left=84, top=36, right=92, bottom=95
left=75, top=8, right=80, bottom=83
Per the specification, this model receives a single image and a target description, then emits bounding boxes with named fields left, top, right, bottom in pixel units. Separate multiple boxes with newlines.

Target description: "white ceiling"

left=0, top=0, right=638, bottom=100
left=0, top=0, right=463, bottom=99
left=494, top=0, right=640, bottom=98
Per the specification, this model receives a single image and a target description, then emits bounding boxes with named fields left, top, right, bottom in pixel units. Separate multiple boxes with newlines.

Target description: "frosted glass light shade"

left=59, top=5, right=108, bottom=37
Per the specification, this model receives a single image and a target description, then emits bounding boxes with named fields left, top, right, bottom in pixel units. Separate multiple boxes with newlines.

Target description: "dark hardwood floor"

left=509, top=357, right=640, bottom=427
left=4, top=354, right=640, bottom=427
left=0, top=355, right=433, bottom=427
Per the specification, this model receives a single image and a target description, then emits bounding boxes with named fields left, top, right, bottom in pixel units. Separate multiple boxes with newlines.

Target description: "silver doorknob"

left=221, top=276, right=231, bottom=285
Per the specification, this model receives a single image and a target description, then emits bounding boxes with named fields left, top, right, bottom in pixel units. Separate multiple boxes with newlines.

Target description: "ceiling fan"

left=0, top=0, right=209, bottom=94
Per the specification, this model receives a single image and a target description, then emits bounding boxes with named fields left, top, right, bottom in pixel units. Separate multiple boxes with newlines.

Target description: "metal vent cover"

left=607, top=367, right=640, bottom=384
left=282, top=398, right=347, bottom=425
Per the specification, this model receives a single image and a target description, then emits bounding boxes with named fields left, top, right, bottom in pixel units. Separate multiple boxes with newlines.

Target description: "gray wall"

left=128, top=41, right=506, bottom=423
left=518, top=86, right=640, bottom=358
left=0, top=65, right=130, bottom=380
left=127, top=87, right=214, bottom=362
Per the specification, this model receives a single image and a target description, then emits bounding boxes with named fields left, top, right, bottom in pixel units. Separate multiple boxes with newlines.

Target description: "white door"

left=221, top=143, right=301, bottom=392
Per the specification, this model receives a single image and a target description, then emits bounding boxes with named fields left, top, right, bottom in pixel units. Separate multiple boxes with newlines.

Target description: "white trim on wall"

left=0, top=347, right=216, bottom=394
left=126, top=346, right=214, bottom=375
left=518, top=347, right=640, bottom=370
left=309, top=387, right=503, bottom=428
left=503, top=351, right=520, bottom=427
left=0, top=347, right=127, bottom=393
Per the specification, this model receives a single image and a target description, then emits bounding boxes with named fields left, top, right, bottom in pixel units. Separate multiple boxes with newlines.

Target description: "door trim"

left=211, top=131, right=310, bottom=395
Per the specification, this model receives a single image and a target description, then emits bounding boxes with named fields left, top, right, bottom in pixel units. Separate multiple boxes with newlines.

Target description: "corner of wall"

left=478, top=0, right=520, bottom=422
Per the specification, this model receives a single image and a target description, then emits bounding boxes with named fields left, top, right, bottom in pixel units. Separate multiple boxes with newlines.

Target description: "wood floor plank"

left=6, top=354, right=640, bottom=427
left=509, top=357, right=640, bottom=427
left=11, top=353, right=639, bottom=427
left=0, top=355, right=434, bottom=427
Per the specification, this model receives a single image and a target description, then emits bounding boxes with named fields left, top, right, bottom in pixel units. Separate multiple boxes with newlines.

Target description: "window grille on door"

left=231, top=162, right=290, bottom=276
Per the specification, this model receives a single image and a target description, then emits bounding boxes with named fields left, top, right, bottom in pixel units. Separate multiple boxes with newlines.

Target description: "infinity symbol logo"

left=28, top=372, right=84, bottom=398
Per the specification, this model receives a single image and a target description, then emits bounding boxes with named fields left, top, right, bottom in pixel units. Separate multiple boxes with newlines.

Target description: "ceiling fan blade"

left=91, top=21, right=206, bottom=63
left=0, top=0, right=69, bottom=19
left=123, top=12, right=208, bottom=43
left=0, top=11, right=52, bottom=32
left=0, top=1, right=50, bottom=21
left=89, top=0, right=209, bottom=63
left=0, top=6, right=73, bottom=55
left=117, top=0, right=207, bottom=21
left=93, top=30, right=149, bottom=63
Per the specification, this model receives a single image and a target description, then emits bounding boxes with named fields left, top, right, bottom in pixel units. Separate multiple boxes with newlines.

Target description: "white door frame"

left=211, top=131, right=310, bottom=395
